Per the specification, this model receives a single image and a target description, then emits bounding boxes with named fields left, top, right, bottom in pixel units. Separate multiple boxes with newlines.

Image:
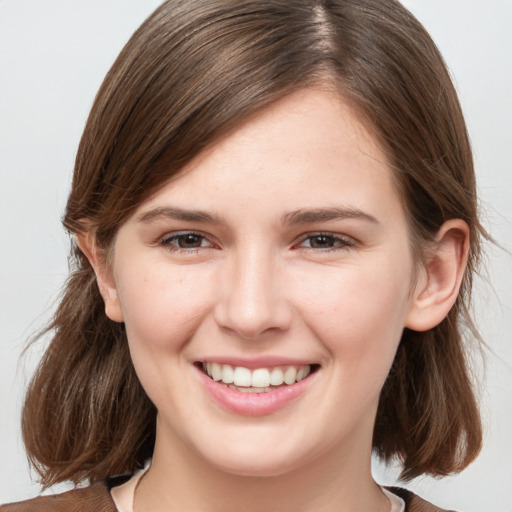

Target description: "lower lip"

left=196, top=367, right=316, bottom=416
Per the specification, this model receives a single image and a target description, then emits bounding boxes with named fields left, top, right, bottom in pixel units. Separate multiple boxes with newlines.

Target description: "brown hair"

left=23, top=0, right=484, bottom=487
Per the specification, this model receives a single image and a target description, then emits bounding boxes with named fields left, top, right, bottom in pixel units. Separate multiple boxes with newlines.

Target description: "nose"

left=214, top=247, right=292, bottom=340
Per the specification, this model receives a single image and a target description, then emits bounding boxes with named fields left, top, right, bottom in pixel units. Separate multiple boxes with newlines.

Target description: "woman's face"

left=103, top=88, right=422, bottom=477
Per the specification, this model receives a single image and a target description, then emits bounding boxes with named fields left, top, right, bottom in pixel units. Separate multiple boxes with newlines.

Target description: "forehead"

left=136, top=89, right=401, bottom=221
left=195, top=89, right=382, bottom=168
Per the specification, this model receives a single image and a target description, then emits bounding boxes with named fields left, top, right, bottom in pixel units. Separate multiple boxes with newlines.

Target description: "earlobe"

left=76, top=231, right=124, bottom=323
left=405, top=219, right=469, bottom=332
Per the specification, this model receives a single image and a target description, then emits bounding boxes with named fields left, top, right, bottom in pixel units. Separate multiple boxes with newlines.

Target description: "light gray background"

left=1, top=1, right=511, bottom=509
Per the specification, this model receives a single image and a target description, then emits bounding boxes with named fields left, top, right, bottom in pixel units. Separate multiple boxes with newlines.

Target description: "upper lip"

left=195, top=356, right=318, bottom=369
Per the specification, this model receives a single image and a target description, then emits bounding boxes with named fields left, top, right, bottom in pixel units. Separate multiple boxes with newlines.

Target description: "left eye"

left=161, top=232, right=211, bottom=250
left=299, top=234, right=352, bottom=250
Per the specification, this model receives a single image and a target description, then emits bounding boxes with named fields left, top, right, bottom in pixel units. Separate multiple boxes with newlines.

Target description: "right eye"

left=160, top=232, right=213, bottom=252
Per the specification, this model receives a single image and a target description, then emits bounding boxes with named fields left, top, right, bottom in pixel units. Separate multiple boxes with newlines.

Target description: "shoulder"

left=0, top=482, right=117, bottom=512
left=387, top=487, right=457, bottom=512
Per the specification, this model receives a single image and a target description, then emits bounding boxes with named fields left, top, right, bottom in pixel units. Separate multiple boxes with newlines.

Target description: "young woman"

left=1, top=1, right=486, bottom=511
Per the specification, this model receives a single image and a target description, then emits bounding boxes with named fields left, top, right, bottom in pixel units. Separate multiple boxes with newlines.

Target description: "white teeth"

left=233, top=366, right=252, bottom=387
left=283, top=366, right=297, bottom=385
left=211, top=362, right=222, bottom=381
left=251, top=368, right=270, bottom=388
left=203, top=363, right=312, bottom=388
left=296, top=366, right=308, bottom=382
left=270, top=367, right=284, bottom=386
left=221, top=364, right=234, bottom=384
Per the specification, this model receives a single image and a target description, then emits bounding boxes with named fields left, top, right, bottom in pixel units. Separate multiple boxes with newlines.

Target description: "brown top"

left=0, top=483, right=454, bottom=512
left=0, top=483, right=116, bottom=512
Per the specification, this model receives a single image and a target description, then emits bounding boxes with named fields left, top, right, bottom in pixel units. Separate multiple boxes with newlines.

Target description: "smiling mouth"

left=197, top=362, right=319, bottom=393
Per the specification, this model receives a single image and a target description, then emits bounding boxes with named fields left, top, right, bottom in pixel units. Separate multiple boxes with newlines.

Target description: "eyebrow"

left=281, top=207, right=379, bottom=226
left=137, top=207, right=225, bottom=224
left=138, top=205, right=379, bottom=226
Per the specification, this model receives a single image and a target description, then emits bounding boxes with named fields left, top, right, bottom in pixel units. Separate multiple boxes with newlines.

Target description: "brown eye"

left=175, top=234, right=204, bottom=248
left=299, top=233, right=353, bottom=250
left=308, top=235, right=337, bottom=248
left=161, top=232, right=211, bottom=251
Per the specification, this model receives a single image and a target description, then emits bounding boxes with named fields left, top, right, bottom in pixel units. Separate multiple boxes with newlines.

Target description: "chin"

left=210, top=456, right=301, bottom=479
left=196, top=436, right=317, bottom=479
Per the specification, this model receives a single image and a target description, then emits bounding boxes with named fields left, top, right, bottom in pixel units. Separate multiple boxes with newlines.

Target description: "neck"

left=135, top=418, right=389, bottom=512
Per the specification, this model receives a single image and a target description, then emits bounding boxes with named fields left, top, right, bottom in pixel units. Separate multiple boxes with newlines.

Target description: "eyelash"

left=159, top=231, right=355, bottom=255
left=159, top=231, right=214, bottom=254
left=295, top=232, right=355, bottom=252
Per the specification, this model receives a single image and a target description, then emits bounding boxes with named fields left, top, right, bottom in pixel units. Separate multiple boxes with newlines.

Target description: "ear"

left=405, top=219, right=469, bottom=332
left=76, top=231, right=124, bottom=323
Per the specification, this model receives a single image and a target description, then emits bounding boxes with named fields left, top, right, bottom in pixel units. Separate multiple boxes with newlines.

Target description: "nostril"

left=212, top=274, right=293, bottom=339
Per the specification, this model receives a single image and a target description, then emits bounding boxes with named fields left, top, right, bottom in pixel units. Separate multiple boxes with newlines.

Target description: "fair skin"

left=82, top=88, right=468, bottom=512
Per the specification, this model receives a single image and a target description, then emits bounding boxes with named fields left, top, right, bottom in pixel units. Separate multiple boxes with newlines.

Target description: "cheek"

left=115, top=263, right=214, bottom=351
left=294, top=256, right=413, bottom=364
left=295, top=258, right=414, bottom=421
left=113, top=263, right=217, bottom=412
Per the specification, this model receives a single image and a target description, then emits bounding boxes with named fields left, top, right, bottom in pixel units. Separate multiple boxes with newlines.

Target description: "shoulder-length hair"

left=22, top=0, right=483, bottom=487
